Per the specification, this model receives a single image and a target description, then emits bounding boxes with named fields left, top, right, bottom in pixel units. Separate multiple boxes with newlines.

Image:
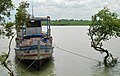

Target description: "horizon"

left=11, top=0, right=120, bottom=20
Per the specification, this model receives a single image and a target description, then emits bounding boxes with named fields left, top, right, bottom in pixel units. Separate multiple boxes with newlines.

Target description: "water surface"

left=0, top=26, right=120, bottom=76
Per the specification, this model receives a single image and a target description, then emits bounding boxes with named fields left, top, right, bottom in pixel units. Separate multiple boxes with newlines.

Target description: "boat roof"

left=30, top=16, right=50, bottom=21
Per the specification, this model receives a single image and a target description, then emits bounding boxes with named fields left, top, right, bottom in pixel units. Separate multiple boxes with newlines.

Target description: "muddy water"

left=0, top=26, right=120, bottom=76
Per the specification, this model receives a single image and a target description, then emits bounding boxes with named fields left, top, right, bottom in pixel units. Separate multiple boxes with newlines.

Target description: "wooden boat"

left=14, top=16, right=54, bottom=70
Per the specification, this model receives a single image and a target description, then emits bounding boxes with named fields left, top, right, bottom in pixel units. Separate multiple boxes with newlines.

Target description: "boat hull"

left=14, top=46, right=54, bottom=70
left=16, top=57, right=52, bottom=70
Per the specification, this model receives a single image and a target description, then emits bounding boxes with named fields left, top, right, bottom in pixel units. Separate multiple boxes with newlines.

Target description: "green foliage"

left=0, top=0, right=14, bottom=22
left=4, top=22, right=14, bottom=38
left=15, top=1, right=30, bottom=31
left=89, top=7, right=120, bottom=48
left=91, top=7, right=120, bottom=40
left=0, top=1, right=15, bottom=75
left=88, top=7, right=120, bottom=67
left=0, top=52, right=8, bottom=64
left=0, top=0, right=14, bottom=38
left=0, top=22, right=14, bottom=38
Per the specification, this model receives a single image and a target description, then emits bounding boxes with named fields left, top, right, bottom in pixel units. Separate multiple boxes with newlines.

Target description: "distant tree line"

left=41, top=19, right=92, bottom=26
left=52, top=19, right=90, bottom=21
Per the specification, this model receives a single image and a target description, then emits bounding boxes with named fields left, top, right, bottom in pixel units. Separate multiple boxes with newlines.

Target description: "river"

left=0, top=26, right=120, bottom=76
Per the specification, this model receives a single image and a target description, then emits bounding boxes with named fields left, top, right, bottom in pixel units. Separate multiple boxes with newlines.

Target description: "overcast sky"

left=12, top=0, right=120, bottom=20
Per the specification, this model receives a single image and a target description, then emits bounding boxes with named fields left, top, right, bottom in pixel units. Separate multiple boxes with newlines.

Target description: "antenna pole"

left=32, top=6, right=34, bottom=18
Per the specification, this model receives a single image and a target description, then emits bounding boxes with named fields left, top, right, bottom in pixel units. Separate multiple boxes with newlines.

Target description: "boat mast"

left=32, top=6, right=34, bottom=18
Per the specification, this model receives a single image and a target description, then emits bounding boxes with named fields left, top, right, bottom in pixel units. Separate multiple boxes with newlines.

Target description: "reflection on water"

left=93, top=67, right=113, bottom=76
left=0, top=26, right=120, bottom=76
left=14, top=58, right=55, bottom=76
left=92, top=62, right=120, bottom=76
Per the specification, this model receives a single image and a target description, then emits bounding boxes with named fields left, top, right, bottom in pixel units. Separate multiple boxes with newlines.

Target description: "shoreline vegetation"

left=42, top=19, right=92, bottom=26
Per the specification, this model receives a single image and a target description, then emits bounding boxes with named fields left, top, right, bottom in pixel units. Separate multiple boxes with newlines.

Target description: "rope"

left=15, top=45, right=31, bottom=65
left=15, top=40, right=37, bottom=75
left=14, top=40, right=37, bottom=75
left=53, top=42, right=101, bottom=62
left=21, top=40, right=42, bottom=73
left=22, top=59, right=36, bottom=75
left=15, top=40, right=35, bottom=66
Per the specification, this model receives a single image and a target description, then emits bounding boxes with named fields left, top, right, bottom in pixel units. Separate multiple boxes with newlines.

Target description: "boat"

left=14, top=16, right=54, bottom=70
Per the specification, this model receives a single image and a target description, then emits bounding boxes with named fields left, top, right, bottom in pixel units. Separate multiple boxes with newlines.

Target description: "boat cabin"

left=17, top=16, right=51, bottom=39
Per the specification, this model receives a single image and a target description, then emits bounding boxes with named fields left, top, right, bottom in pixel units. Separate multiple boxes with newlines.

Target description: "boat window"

left=28, top=21, right=41, bottom=27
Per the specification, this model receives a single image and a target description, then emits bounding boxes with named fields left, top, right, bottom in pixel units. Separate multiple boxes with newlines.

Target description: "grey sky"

left=12, top=0, right=120, bottom=20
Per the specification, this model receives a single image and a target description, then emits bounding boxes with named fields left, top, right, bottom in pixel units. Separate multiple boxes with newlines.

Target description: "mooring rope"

left=15, top=40, right=35, bottom=66
left=22, top=59, right=37, bottom=75
left=53, top=42, right=101, bottom=62
left=0, top=42, right=102, bottom=74
left=16, top=40, right=37, bottom=75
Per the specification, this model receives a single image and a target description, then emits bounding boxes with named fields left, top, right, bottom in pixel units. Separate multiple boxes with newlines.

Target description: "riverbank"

left=42, top=20, right=91, bottom=26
